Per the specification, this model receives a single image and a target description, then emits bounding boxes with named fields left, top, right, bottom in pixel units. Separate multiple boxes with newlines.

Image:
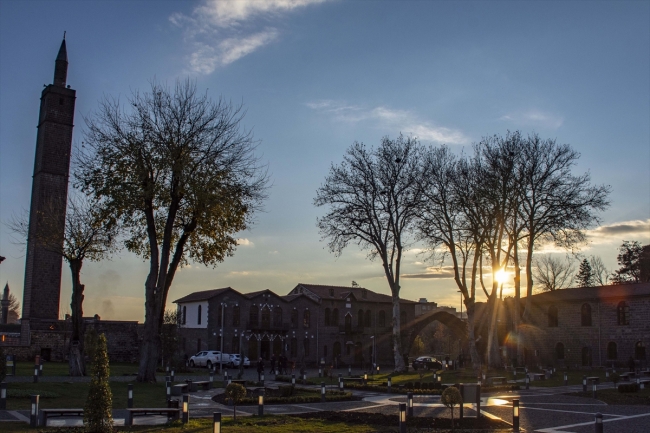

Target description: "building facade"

left=175, top=283, right=446, bottom=368
left=514, top=283, right=650, bottom=369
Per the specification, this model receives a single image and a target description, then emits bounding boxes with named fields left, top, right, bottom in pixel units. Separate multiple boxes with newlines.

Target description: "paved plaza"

left=2, top=368, right=650, bottom=431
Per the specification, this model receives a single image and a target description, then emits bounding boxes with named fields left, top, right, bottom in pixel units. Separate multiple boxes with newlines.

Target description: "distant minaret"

left=1, top=283, right=10, bottom=324
left=21, top=37, right=75, bottom=335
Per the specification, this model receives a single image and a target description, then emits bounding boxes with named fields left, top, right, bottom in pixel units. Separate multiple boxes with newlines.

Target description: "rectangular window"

left=232, top=337, right=240, bottom=354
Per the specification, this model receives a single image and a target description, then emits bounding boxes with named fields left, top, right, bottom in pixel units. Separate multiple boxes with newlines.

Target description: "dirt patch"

left=293, top=411, right=510, bottom=430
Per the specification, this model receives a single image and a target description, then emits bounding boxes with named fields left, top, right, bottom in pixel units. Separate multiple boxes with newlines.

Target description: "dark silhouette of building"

left=21, top=37, right=75, bottom=343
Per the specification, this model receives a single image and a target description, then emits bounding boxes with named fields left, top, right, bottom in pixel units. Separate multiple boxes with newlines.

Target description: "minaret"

left=21, top=38, right=75, bottom=339
left=1, top=283, right=10, bottom=324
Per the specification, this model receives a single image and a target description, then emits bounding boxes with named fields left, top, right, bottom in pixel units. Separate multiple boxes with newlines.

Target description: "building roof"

left=293, top=283, right=415, bottom=304
left=529, top=283, right=650, bottom=304
left=173, top=287, right=232, bottom=303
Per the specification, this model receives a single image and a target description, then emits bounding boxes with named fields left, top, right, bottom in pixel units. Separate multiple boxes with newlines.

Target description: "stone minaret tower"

left=1, top=283, right=10, bottom=324
left=21, top=38, right=75, bottom=340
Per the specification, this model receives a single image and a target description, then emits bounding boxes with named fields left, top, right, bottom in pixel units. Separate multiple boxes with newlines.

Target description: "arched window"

left=636, top=341, right=646, bottom=360
left=333, top=342, right=341, bottom=358
left=323, top=345, right=328, bottom=357
left=291, top=309, right=298, bottom=327
left=261, top=306, right=271, bottom=327
left=332, top=308, right=339, bottom=326
left=400, top=310, right=407, bottom=326
left=232, top=305, right=240, bottom=326
left=274, top=307, right=282, bottom=326
left=324, top=308, right=331, bottom=326
left=555, top=342, right=565, bottom=360
left=197, top=305, right=202, bottom=325
left=182, top=306, right=187, bottom=325
left=607, top=342, right=617, bottom=360
left=345, top=313, right=352, bottom=333
left=365, top=309, right=372, bottom=327
left=547, top=305, right=558, bottom=327
left=303, top=309, right=311, bottom=328
left=358, top=309, right=364, bottom=327
left=581, top=303, right=592, bottom=326
left=303, top=338, right=310, bottom=356
left=617, top=301, right=629, bottom=325
left=378, top=310, right=386, bottom=327
left=249, top=305, right=259, bottom=326
left=290, top=337, right=297, bottom=357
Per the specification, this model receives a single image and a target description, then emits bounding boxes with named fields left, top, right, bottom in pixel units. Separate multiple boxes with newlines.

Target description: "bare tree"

left=517, top=134, right=610, bottom=320
left=532, top=255, right=575, bottom=292
left=79, top=79, right=268, bottom=382
left=8, top=196, right=118, bottom=375
left=589, top=255, right=609, bottom=286
left=315, top=135, right=426, bottom=372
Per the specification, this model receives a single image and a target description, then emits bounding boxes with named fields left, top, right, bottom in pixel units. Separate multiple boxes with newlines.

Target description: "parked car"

left=228, top=354, right=250, bottom=368
left=189, top=351, right=229, bottom=368
left=412, top=356, right=442, bottom=371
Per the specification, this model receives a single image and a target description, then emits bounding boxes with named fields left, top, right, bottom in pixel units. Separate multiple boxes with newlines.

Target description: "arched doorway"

left=354, top=341, right=363, bottom=367
left=582, top=346, right=592, bottom=367
left=248, top=335, right=259, bottom=361
left=260, top=335, right=271, bottom=360
left=273, top=336, right=282, bottom=356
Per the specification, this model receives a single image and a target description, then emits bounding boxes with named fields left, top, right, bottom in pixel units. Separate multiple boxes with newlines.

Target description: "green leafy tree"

left=79, top=79, right=268, bottom=382
left=612, top=241, right=650, bottom=284
left=441, top=386, right=463, bottom=431
left=412, top=335, right=425, bottom=357
left=575, top=258, right=594, bottom=287
left=225, top=382, right=247, bottom=421
left=84, top=333, right=113, bottom=433
left=8, top=196, right=118, bottom=376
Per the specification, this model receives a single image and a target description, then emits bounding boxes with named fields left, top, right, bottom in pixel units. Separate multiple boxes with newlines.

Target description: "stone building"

left=174, top=283, right=463, bottom=368
left=512, top=283, right=650, bottom=369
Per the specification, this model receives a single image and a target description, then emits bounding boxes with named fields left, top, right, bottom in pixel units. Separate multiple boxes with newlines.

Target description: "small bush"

left=618, top=383, right=639, bottom=393
left=84, top=333, right=113, bottom=433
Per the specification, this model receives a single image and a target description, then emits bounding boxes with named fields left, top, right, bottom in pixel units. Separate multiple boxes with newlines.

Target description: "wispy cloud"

left=171, top=0, right=327, bottom=74
left=499, top=109, right=564, bottom=129
left=306, top=100, right=469, bottom=144
left=402, top=266, right=456, bottom=279
left=586, top=219, right=650, bottom=244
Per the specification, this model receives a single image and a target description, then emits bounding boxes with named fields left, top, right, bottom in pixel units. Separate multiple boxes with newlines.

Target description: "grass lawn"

left=4, top=381, right=167, bottom=410
left=7, top=361, right=216, bottom=377
left=0, top=416, right=384, bottom=433
left=568, top=387, right=650, bottom=405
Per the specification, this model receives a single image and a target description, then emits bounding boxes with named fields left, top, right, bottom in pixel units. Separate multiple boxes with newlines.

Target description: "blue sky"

left=1, top=0, right=649, bottom=321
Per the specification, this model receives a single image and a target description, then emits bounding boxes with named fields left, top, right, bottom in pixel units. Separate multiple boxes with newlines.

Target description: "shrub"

left=441, top=386, right=463, bottom=432
left=278, top=385, right=295, bottom=397
left=618, top=383, right=639, bottom=393
left=225, top=383, right=247, bottom=421
left=610, top=373, right=620, bottom=386
left=84, top=333, right=113, bottom=433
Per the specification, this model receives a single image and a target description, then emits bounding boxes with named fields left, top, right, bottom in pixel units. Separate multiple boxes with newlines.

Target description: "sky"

left=0, top=0, right=649, bottom=322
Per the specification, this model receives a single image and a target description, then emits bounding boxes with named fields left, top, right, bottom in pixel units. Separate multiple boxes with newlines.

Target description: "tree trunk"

left=486, top=296, right=502, bottom=369
left=464, top=301, right=482, bottom=376
left=68, top=259, right=86, bottom=376
left=392, top=295, right=405, bottom=372
left=513, top=247, right=522, bottom=366
left=137, top=286, right=163, bottom=382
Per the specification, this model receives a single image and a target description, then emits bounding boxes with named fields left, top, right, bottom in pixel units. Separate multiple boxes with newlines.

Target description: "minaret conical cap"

left=56, top=39, right=68, bottom=62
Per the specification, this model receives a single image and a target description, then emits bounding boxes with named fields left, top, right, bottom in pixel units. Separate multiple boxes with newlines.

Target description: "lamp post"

left=258, top=388, right=264, bottom=416
left=30, top=394, right=39, bottom=427
left=513, top=399, right=520, bottom=432
left=213, top=412, right=221, bottom=433
left=399, top=402, right=407, bottom=433
left=595, top=413, right=603, bottom=433
left=182, top=394, right=189, bottom=423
